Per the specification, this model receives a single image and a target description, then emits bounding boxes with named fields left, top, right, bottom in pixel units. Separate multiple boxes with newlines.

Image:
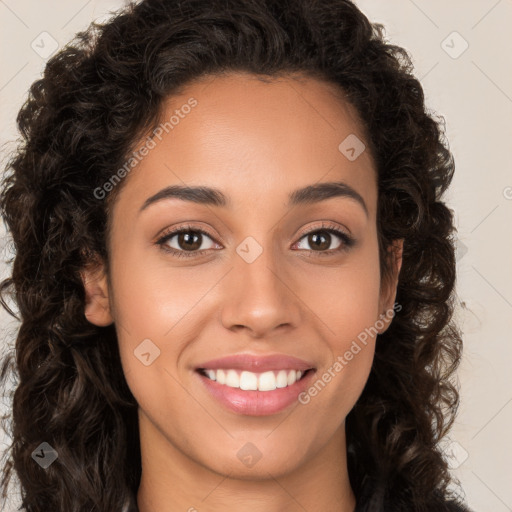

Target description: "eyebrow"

left=138, top=181, right=368, bottom=217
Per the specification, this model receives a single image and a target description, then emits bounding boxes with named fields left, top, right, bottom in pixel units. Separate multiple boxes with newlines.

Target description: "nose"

left=220, top=244, right=302, bottom=339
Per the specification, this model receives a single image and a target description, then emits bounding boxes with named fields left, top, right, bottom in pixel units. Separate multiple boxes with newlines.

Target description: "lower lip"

left=196, top=369, right=316, bottom=416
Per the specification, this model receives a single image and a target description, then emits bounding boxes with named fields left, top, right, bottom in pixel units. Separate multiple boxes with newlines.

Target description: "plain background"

left=0, top=1, right=511, bottom=511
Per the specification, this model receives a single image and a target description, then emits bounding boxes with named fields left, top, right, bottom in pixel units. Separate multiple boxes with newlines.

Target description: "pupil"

left=309, top=231, right=330, bottom=251
left=179, top=231, right=201, bottom=251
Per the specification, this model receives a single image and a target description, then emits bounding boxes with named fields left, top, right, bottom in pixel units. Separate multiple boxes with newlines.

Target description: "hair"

left=0, top=0, right=464, bottom=510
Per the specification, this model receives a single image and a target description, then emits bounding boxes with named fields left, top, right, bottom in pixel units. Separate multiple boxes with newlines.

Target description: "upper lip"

left=196, top=353, right=315, bottom=372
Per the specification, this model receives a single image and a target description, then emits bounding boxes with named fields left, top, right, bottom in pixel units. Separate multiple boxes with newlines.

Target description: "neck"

left=136, top=410, right=356, bottom=512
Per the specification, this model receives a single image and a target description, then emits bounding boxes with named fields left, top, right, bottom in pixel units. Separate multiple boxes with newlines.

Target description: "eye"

left=156, top=225, right=220, bottom=258
left=292, top=223, right=355, bottom=256
left=155, top=221, right=355, bottom=259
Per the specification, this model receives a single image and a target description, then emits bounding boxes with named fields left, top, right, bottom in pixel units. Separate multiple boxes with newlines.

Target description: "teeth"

left=201, top=369, right=305, bottom=391
left=258, top=371, right=276, bottom=391
left=276, top=370, right=288, bottom=388
left=225, top=369, right=239, bottom=388
left=240, top=371, right=258, bottom=390
left=216, top=369, right=226, bottom=385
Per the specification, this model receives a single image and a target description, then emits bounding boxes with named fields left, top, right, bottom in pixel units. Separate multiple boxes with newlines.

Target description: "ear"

left=377, top=238, right=404, bottom=334
left=80, top=258, right=114, bottom=327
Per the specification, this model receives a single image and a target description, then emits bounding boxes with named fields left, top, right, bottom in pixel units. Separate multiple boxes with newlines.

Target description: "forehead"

left=110, top=71, right=377, bottom=221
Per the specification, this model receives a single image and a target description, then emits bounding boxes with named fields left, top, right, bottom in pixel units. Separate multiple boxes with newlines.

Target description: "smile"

left=195, top=367, right=316, bottom=416
left=197, top=368, right=311, bottom=391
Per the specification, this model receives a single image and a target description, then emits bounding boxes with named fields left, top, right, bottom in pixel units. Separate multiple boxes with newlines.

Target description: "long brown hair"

left=1, top=0, right=463, bottom=510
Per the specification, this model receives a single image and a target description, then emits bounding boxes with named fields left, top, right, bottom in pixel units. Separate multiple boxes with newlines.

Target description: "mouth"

left=195, top=366, right=316, bottom=416
left=196, top=367, right=314, bottom=391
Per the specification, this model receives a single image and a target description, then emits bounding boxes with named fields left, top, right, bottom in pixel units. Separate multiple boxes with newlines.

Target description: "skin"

left=82, top=71, right=403, bottom=512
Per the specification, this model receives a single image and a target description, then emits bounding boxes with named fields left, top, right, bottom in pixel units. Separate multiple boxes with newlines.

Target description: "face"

left=82, top=71, right=402, bottom=481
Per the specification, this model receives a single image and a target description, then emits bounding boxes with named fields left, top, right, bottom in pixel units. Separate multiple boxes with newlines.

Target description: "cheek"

left=109, top=239, right=214, bottom=339
left=108, top=241, right=248, bottom=418
left=303, top=240, right=382, bottom=345
left=297, top=244, right=381, bottom=409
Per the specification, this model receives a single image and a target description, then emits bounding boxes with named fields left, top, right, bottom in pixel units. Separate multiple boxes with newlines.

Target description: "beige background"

left=1, top=1, right=511, bottom=511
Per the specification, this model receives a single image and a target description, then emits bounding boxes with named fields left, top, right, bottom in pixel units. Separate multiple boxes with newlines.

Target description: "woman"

left=0, top=0, right=471, bottom=510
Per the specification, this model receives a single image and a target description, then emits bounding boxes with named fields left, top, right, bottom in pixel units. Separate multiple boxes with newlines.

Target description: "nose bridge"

left=220, top=235, right=301, bottom=336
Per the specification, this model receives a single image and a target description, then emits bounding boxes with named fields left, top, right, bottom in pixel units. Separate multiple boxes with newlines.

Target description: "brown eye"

left=295, top=228, right=350, bottom=252
left=156, top=226, right=219, bottom=257
left=175, top=231, right=203, bottom=251
left=305, top=231, right=334, bottom=251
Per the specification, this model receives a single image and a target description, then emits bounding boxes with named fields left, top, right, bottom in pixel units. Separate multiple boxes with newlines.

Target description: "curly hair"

left=0, top=0, right=464, bottom=510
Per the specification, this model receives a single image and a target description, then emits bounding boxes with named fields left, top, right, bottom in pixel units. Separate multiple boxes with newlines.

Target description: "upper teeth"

left=203, top=369, right=305, bottom=391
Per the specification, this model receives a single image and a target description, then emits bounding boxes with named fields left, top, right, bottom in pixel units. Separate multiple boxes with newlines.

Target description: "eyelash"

left=155, top=222, right=356, bottom=259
